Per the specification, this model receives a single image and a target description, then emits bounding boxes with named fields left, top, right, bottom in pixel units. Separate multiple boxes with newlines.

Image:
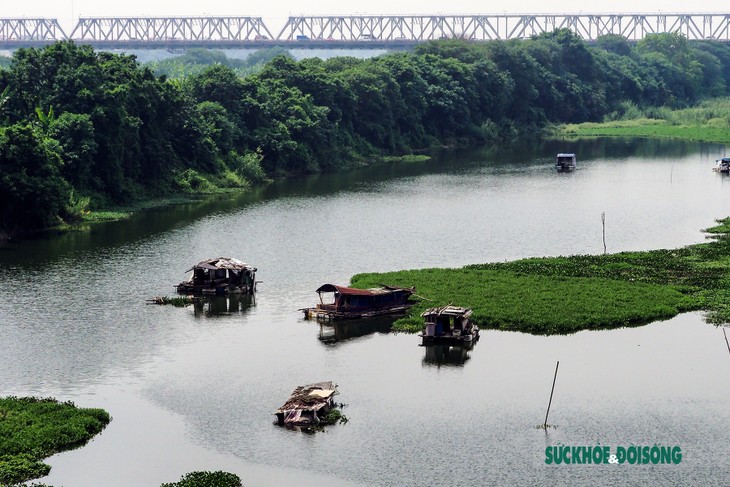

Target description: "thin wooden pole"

left=544, top=360, right=560, bottom=429
left=601, top=212, right=606, bottom=255
left=723, top=328, right=730, bottom=355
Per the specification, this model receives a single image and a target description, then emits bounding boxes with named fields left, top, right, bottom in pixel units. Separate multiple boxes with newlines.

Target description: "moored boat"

left=713, top=157, right=730, bottom=173
left=555, top=153, right=576, bottom=172
left=420, top=305, right=479, bottom=345
left=302, top=284, right=415, bottom=321
left=175, top=257, right=257, bottom=295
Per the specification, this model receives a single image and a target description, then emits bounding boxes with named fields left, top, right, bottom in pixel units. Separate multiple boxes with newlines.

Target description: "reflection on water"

left=421, top=342, right=476, bottom=367
left=318, top=317, right=395, bottom=344
left=192, top=295, right=254, bottom=318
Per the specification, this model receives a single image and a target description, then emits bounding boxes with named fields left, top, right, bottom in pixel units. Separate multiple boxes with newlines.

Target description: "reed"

left=553, top=97, right=730, bottom=143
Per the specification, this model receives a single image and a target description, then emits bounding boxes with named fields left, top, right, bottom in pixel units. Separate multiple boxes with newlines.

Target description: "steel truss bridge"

left=0, top=13, right=729, bottom=49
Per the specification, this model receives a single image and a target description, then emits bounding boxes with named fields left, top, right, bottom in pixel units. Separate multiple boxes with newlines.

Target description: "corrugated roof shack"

left=274, top=382, right=339, bottom=427
left=420, top=305, right=479, bottom=345
left=175, top=257, right=257, bottom=295
left=302, top=284, right=415, bottom=320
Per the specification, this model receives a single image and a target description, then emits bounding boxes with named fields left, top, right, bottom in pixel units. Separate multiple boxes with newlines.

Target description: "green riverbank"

left=351, top=219, right=730, bottom=335
left=551, top=98, right=730, bottom=143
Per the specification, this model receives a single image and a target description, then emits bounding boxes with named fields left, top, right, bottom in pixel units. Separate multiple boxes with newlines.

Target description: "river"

left=1, top=137, right=729, bottom=486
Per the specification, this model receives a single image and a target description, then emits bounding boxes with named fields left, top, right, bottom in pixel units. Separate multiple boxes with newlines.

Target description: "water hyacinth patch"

left=351, top=218, right=730, bottom=334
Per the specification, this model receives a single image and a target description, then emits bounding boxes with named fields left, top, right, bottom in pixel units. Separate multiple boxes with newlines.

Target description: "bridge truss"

left=68, top=17, right=274, bottom=43
left=0, top=18, right=66, bottom=42
left=278, top=14, right=730, bottom=41
left=1, top=13, right=730, bottom=47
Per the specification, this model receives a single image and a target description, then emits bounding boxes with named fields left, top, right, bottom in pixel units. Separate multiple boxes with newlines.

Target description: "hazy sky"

left=5, top=1, right=730, bottom=33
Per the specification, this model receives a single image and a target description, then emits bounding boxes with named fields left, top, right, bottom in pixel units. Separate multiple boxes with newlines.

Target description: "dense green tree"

left=0, top=124, right=71, bottom=232
left=3, top=35, right=730, bottom=236
left=595, top=34, right=633, bottom=56
left=47, top=112, right=97, bottom=190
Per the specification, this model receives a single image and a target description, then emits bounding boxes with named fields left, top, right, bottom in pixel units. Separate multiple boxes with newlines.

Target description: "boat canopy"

left=315, top=284, right=411, bottom=296
left=421, top=305, right=473, bottom=319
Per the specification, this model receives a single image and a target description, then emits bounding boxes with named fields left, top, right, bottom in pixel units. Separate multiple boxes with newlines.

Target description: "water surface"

left=1, top=138, right=729, bottom=486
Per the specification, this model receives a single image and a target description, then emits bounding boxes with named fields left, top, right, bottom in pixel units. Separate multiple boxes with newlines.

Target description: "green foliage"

left=0, top=123, right=71, bottom=234
left=321, top=408, right=348, bottom=425
left=351, top=221, right=730, bottom=334
left=0, top=396, right=111, bottom=485
left=147, top=47, right=293, bottom=79
left=5, top=35, right=730, bottom=236
left=174, top=169, right=215, bottom=193
left=160, top=471, right=242, bottom=487
left=228, top=150, right=267, bottom=184
left=353, top=268, right=691, bottom=335
left=0, top=453, right=51, bottom=486
left=555, top=97, right=730, bottom=142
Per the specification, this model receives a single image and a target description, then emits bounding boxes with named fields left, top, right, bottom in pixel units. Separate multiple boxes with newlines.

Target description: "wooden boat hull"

left=303, top=303, right=413, bottom=321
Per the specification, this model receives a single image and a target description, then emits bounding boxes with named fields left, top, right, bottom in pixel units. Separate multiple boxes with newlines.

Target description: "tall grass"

left=556, top=97, right=730, bottom=142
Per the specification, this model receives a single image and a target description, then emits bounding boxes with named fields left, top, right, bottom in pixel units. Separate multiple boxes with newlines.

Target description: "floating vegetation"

left=321, top=408, right=349, bottom=425
left=146, top=296, right=199, bottom=307
left=351, top=218, right=730, bottom=335
left=0, top=396, right=111, bottom=485
left=160, top=471, right=242, bottom=487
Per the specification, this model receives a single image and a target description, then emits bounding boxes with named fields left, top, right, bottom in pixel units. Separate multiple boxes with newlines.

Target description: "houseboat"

left=302, top=284, right=415, bottom=321
left=175, top=257, right=257, bottom=295
left=420, top=305, right=479, bottom=345
left=555, top=153, right=576, bottom=172
left=274, top=381, right=339, bottom=426
left=714, top=157, right=730, bottom=173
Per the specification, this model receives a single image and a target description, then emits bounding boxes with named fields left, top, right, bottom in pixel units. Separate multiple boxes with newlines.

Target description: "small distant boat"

left=301, top=284, right=415, bottom=321
left=274, top=381, right=339, bottom=426
left=556, top=153, right=576, bottom=172
left=420, top=305, right=479, bottom=345
left=713, top=157, right=730, bottom=173
left=175, top=257, right=257, bottom=295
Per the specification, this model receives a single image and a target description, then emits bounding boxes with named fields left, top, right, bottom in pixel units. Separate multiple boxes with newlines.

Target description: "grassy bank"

left=0, top=397, right=111, bottom=485
left=351, top=219, right=730, bottom=335
left=552, top=98, right=730, bottom=143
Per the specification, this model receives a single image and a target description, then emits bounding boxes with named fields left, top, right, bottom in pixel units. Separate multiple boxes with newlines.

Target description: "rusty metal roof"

left=315, top=284, right=413, bottom=296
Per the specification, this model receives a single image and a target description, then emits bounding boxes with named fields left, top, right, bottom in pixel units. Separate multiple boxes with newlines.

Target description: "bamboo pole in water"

left=544, top=360, right=560, bottom=429
left=723, top=328, right=730, bottom=355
